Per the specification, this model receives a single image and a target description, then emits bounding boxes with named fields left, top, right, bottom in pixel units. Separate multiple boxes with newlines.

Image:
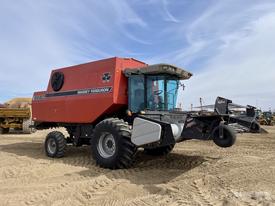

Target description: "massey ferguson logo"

left=102, top=73, right=111, bottom=82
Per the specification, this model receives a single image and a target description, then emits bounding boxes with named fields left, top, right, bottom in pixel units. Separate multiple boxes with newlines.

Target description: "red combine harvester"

left=32, top=57, right=236, bottom=169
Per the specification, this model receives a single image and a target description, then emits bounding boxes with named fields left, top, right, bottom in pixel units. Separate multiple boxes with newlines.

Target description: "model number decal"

left=77, top=87, right=112, bottom=94
left=37, top=87, right=113, bottom=99
left=33, top=95, right=46, bottom=101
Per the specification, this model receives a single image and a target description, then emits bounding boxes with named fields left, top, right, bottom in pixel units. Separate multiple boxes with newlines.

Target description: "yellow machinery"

left=0, top=98, right=36, bottom=134
left=258, top=111, right=275, bottom=126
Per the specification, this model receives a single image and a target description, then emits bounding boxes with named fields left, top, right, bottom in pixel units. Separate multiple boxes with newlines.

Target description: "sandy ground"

left=0, top=127, right=275, bottom=206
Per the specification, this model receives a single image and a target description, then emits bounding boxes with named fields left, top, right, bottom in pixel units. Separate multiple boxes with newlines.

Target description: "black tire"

left=45, top=131, right=66, bottom=158
left=144, top=144, right=175, bottom=156
left=212, top=125, right=236, bottom=148
left=250, top=121, right=260, bottom=133
left=91, top=118, right=137, bottom=169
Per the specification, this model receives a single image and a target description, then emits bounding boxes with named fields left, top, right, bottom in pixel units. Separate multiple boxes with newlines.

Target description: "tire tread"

left=91, top=118, right=137, bottom=169
left=45, top=131, right=66, bottom=158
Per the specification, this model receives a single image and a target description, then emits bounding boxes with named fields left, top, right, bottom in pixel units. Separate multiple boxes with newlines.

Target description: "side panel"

left=32, top=57, right=147, bottom=124
left=33, top=59, right=116, bottom=123
left=131, top=117, right=162, bottom=146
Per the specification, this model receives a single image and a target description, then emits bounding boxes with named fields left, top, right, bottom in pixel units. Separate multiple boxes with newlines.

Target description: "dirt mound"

left=4, top=97, right=32, bottom=108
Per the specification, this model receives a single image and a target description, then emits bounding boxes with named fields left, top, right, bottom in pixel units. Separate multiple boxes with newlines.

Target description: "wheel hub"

left=97, top=133, right=116, bottom=158
left=106, top=140, right=113, bottom=148
left=47, top=138, right=57, bottom=154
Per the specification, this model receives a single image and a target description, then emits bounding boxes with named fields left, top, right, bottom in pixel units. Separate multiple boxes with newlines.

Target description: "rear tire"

left=91, top=118, right=137, bottom=169
left=144, top=144, right=175, bottom=156
left=45, top=131, right=66, bottom=158
left=212, top=125, right=236, bottom=148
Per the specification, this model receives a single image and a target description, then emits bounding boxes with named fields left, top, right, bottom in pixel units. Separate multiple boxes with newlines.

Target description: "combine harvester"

left=32, top=57, right=257, bottom=169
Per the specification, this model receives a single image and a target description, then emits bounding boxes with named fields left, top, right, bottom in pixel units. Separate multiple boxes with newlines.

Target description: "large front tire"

left=45, top=131, right=66, bottom=158
left=91, top=118, right=137, bottom=169
left=144, top=144, right=175, bottom=156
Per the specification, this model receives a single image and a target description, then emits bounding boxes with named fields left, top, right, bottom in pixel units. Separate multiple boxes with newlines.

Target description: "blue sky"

left=0, top=0, right=275, bottom=110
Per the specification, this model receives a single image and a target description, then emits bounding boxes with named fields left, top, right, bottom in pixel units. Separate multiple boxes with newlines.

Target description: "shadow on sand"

left=0, top=141, right=215, bottom=185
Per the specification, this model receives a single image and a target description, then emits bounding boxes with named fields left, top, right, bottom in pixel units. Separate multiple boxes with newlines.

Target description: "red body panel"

left=32, top=57, right=147, bottom=123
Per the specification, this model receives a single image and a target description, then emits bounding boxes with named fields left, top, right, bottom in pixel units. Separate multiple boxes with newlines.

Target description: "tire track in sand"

left=23, top=176, right=114, bottom=205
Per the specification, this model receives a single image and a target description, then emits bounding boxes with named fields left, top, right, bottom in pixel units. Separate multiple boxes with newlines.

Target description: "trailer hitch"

left=219, top=124, right=224, bottom=139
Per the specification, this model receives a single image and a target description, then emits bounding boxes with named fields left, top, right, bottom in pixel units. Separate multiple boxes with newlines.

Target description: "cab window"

left=129, top=76, right=145, bottom=112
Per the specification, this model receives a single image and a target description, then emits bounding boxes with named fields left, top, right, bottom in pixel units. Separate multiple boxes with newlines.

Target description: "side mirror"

left=179, top=82, right=185, bottom=91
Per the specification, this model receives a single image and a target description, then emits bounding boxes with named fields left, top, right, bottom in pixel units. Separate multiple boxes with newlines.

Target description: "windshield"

left=146, top=76, right=165, bottom=110
left=129, top=75, right=179, bottom=112
left=167, top=79, right=178, bottom=110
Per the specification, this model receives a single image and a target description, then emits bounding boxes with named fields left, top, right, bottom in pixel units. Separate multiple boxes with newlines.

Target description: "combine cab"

left=32, top=57, right=237, bottom=169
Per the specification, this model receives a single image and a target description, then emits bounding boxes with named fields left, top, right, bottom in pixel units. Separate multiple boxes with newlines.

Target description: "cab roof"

left=123, top=64, right=192, bottom=80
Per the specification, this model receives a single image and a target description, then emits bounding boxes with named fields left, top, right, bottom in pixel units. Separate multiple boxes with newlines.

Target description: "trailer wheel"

left=144, top=144, right=175, bottom=156
left=91, top=118, right=137, bottom=169
left=23, top=118, right=36, bottom=134
left=45, top=131, right=66, bottom=158
left=212, top=125, right=236, bottom=148
left=250, top=121, right=260, bottom=133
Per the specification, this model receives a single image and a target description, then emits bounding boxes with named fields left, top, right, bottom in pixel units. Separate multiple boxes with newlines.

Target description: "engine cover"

left=131, top=117, right=162, bottom=146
